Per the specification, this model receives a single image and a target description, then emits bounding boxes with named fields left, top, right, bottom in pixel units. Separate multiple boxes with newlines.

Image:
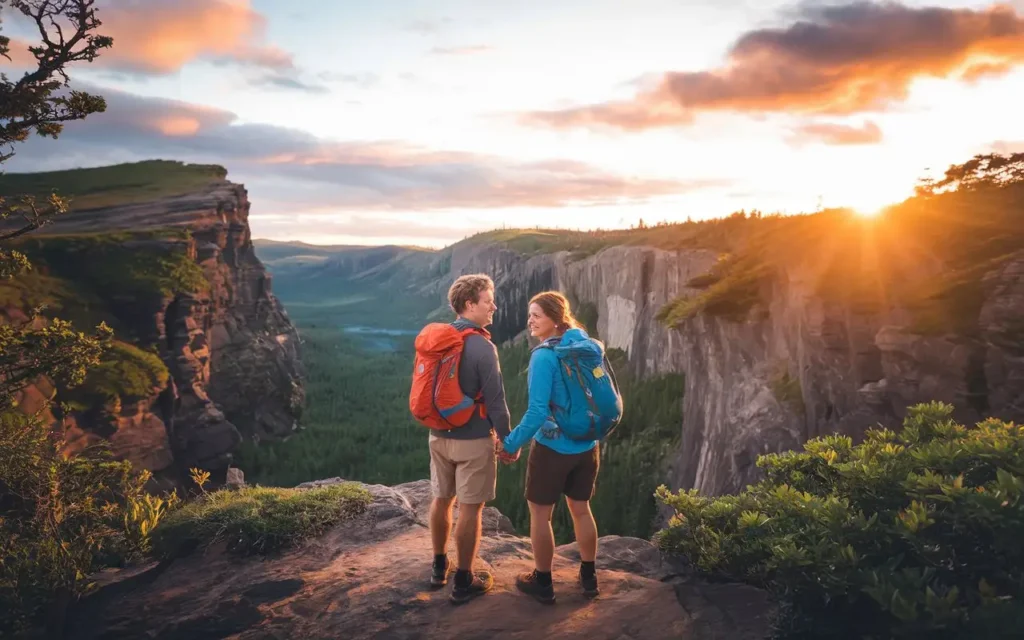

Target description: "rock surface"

left=66, top=479, right=773, bottom=640
left=3, top=181, right=304, bottom=487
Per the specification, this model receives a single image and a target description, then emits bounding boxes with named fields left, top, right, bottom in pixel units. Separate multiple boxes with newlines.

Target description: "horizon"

left=3, top=0, right=1024, bottom=247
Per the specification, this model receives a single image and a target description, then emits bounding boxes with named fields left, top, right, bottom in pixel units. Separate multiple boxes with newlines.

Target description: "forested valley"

left=235, top=267, right=684, bottom=542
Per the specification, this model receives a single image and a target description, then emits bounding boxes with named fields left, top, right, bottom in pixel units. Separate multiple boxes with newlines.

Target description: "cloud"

left=318, top=72, right=381, bottom=88
left=4, top=0, right=292, bottom=76
left=250, top=74, right=330, bottom=94
left=4, top=86, right=716, bottom=213
left=404, top=18, right=454, bottom=35
left=788, top=120, right=883, bottom=146
left=522, top=2, right=1024, bottom=130
left=990, top=139, right=1024, bottom=153
left=430, top=45, right=493, bottom=56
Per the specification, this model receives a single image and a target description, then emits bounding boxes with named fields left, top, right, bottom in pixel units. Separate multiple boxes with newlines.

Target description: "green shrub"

left=654, top=401, right=1024, bottom=639
left=151, top=482, right=372, bottom=558
left=62, top=340, right=169, bottom=413
left=0, top=412, right=177, bottom=638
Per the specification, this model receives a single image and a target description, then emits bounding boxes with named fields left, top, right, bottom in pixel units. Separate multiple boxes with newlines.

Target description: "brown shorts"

left=525, top=441, right=600, bottom=506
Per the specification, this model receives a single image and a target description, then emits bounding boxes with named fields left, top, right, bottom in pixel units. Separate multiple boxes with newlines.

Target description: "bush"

left=62, top=340, right=170, bottom=415
left=0, top=412, right=177, bottom=638
left=654, top=402, right=1024, bottom=639
left=150, top=482, right=372, bottom=558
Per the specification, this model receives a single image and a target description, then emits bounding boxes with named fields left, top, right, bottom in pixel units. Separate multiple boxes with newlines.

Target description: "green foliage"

left=916, top=152, right=1024, bottom=196
left=0, top=316, right=112, bottom=405
left=62, top=340, right=169, bottom=415
left=0, top=411, right=178, bottom=637
left=0, top=0, right=112, bottom=165
left=655, top=402, right=1024, bottom=639
left=11, top=230, right=208, bottom=300
left=657, top=253, right=770, bottom=326
left=150, top=483, right=371, bottom=558
left=234, top=323, right=430, bottom=485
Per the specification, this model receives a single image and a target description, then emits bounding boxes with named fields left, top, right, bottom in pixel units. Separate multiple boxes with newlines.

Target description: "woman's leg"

left=565, top=497, right=597, bottom=562
left=528, top=500, right=556, bottom=572
left=565, top=444, right=601, bottom=596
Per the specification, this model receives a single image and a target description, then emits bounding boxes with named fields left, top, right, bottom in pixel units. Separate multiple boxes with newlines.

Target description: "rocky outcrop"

left=4, top=180, right=304, bottom=486
left=66, top=479, right=773, bottom=639
left=433, top=241, right=1024, bottom=497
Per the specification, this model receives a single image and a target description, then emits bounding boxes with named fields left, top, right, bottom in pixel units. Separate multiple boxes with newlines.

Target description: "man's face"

left=466, top=287, right=497, bottom=327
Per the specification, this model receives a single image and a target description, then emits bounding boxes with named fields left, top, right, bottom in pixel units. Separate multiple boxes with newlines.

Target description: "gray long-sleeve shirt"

left=431, top=318, right=511, bottom=441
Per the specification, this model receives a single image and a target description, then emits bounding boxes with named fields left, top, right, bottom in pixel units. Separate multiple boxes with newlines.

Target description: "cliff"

left=0, top=161, right=304, bottom=488
left=422, top=186, right=1024, bottom=497
left=67, top=478, right=772, bottom=639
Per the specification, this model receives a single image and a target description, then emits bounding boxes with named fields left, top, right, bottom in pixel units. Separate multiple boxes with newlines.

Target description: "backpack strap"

left=456, top=324, right=490, bottom=417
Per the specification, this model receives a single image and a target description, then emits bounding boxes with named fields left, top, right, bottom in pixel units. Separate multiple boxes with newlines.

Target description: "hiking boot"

left=516, top=570, right=555, bottom=604
left=578, top=566, right=599, bottom=598
left=450, top=570, right=494, bottom=605
left=430, top=554, right=454, bottom=588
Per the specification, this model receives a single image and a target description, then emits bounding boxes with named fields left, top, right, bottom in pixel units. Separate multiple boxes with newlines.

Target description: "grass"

left=63, top=341, right=170, bottom=414
left=151, top=483, right=372, bottom=557
left=0, top=160, right=227, bottom=211
left=1, top=228, right=208, bottom=421
left=9, top=229, right=208, bottom=304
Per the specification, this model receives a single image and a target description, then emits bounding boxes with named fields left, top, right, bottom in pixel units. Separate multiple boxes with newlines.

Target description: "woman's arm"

left=502, top=350, right=557, bottom=454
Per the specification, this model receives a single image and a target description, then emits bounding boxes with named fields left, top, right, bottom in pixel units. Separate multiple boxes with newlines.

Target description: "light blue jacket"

left=502, top=328, right=599, bottom=456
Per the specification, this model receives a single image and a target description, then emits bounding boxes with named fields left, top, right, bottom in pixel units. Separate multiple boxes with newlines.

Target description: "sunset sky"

left=4, top=0, right=1024, bottom=247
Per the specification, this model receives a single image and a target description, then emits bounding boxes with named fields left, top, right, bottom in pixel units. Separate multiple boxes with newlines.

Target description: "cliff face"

left=434, top=235, right=1024, bottom=497
left=3, top=179, right=304, bottom=487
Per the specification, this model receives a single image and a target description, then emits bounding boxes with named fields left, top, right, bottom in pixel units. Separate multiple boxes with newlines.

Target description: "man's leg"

left=428, top=436, right=457, bottom=587
left=430, top=496, right=455, bottom=556
left=454, top=501, right=484, bottom=571
left=448, top=437, right=496, bottom=604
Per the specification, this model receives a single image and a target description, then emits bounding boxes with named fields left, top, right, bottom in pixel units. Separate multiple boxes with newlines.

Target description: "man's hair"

left=448, top=274, right=495, bottom=315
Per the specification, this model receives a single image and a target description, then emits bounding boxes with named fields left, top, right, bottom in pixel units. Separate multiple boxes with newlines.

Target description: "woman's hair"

left=529, top=291, right=582, bottom=334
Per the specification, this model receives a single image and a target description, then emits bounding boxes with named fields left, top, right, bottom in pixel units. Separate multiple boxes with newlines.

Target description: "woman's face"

left=527, top=302, right=557, bottom=340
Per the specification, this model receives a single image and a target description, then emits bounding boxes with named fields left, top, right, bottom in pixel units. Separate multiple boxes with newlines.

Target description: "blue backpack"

left=536, top=329, right=623, bottom=442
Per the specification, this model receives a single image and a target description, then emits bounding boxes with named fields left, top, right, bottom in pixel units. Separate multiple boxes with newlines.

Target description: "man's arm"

left=471, top=336, right=511, bottom=439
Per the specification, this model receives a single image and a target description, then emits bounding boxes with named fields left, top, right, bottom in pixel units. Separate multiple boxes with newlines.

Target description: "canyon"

left=5, top=161, right=1022, bottom=502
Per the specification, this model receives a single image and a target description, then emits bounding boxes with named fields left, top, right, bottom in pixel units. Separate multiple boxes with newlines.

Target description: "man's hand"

left=494, top=434, right=520, bottom=463
left=498, top=450, right=520, bottom=464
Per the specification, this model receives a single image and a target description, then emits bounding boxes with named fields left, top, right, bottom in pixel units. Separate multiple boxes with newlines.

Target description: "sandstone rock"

left=4, top=181, right=306, bottom=487
left=225, top=467, right=245, bottom=489
left=67, top=480, right=773, bottom=640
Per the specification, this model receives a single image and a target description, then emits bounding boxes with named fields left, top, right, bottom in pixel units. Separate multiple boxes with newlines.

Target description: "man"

left=428, top=273, right=511, bottom=605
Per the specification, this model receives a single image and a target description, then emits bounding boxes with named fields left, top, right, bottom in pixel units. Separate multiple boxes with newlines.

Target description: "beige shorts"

left=428, top=434, right=496, bottom=504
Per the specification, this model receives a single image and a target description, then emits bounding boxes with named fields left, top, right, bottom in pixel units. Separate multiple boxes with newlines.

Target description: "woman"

left=501, top=291, right=601, bottom=604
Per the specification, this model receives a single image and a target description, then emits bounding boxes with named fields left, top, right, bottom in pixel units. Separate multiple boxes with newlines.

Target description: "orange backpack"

left=409, top=323, right=488, bottom=430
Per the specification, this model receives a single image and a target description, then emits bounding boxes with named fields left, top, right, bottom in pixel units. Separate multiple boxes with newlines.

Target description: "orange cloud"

left=151, top=116, right=203, bottom=137
left=523, top=2, right=1024, bottom=130
left=788, top=120, right=883, bottom=146
left=0, top=0, right=290, bottom=75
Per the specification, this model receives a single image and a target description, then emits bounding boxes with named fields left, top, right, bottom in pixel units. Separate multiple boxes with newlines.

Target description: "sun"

left=853, top=206, right=884, bottom=218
